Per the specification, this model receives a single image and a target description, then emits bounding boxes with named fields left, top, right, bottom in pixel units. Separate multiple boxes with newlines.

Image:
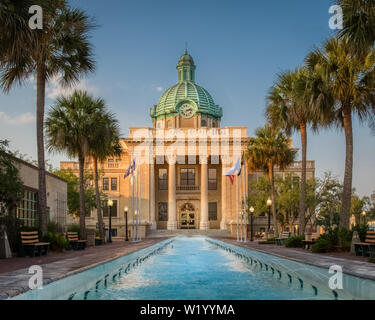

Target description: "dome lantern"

left=177, top=49, right=196, bottom=82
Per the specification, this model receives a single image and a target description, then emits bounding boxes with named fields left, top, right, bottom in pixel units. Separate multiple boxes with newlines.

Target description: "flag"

left=225, top=156, right=242, bottom=184
left=124, top=158, right=136, bottom=179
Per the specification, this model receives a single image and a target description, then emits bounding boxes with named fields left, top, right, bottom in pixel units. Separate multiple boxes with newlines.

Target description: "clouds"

left=26, top=74, right=99, bottom=100
left=46, top=76, right=99, bottom=99
left=0, top=111, right=36, bottom=125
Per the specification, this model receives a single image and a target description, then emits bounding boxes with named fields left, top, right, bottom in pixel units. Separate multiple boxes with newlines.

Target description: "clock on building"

left=179, top=103, right=195, bottom=119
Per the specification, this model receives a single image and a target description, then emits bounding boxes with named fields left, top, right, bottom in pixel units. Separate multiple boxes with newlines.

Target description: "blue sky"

left=0, top=0, right=374, bottom=197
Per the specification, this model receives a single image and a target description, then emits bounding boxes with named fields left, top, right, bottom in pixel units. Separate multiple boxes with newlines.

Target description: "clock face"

left=179, top=103, right=195, bottom=119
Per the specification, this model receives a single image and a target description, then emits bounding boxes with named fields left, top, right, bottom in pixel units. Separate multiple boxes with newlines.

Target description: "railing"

left=176, top=185, right=200, bottom=191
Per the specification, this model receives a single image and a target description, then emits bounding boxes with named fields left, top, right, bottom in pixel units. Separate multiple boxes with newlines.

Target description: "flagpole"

left=136, top=164, right=139, bottom=242
left=138, top=164, right=141, bottom=241
left=236, top=174, right=239, bottom=242
left=132, top=155, right=135, bottom=242
left=244, top=156, right=248, bottom=242
left=239, top=155, right=243, bottom=242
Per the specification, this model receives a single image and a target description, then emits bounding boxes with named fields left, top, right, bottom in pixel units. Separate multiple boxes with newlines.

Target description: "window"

left=103, top=200, right=118, bottom=217
left=111, top=178, right=118, bottom=191
left=102, top=178, right=109, bottom=191
left=180, top=168, right=195, bottom=186
left=167, top=120, right=172, bottom=128
left=208, top=168, right=217, bottom=190
left=209, top=202, right=217, bottom=221
left=16, top=190, right=38, bottom=227
left=201, top=119, right=207, bottom=127
left=158, top=169, right=168, bottom=190
left=158, top=202, right=168, bottom=221
left=212, top=121, right=216, bottom=128
left=110, top=229, right=117, bottom=237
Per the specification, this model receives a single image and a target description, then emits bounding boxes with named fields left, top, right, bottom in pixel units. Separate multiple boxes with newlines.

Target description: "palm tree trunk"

left=93, top=157, right=105, bottom=243
left=78, top=152, right=87, bottom=239
left=341, top=109, right=353, bottom=229
left=36, top=64, right=47, bottom=235
left=299, top=123, right=307, bottom=235
left=268, top=163, right=279, bottom=237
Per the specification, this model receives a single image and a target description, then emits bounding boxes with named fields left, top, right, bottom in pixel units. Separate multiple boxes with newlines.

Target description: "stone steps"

left=147, top=229, right=231, bottom=238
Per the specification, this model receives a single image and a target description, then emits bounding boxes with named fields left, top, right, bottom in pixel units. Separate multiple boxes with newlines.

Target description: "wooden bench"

left=276, top=231, right=290, bottom=245
left=67, top=232, right=87, bottom=250
left=302, top=233, right=321, bottom=250
left=20, top=231, right=50, bottom=257
left=354, top=231, right=375, bottom=257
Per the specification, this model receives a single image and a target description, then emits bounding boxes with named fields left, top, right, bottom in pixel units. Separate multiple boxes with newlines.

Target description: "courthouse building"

left=61, top=51, right=315, bottom=238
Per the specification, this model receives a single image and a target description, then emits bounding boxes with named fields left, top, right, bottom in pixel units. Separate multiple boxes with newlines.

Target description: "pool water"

left=81, top=236, right=332, bottom=300
left=14, top=235, right=375, bottom=300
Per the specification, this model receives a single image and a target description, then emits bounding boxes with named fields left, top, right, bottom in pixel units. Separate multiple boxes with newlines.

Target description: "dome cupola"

left=150, top=50, right=223, bottom=127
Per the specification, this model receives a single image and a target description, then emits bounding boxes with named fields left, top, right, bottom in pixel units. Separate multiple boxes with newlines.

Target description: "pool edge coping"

left=214, top=238, right=375, bottom=282
left=0, top=238, right=168, bottom=300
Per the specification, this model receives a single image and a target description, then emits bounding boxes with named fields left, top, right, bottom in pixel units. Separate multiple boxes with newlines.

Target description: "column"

left=220, top=165, right=227, bottom=230
left=200, top=156, right=209, bottom=230
left=167, top=156, right=177, bottom=230
left=149, top=157, right=156, bottom=229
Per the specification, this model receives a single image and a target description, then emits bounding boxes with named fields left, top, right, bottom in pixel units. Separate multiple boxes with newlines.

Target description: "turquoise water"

left=82, top=236, right=332, bottom=300
left=14, top=236, right=375, bottom=300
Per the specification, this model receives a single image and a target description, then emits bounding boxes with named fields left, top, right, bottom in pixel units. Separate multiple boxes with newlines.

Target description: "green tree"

left=0, top=0, right=95, bottom=234
left=0, top=140, right=24, bottom=215
left=45, top=91, right=104, bottom=239
left=246, top=125, right=296, bottom=237
left=88, top=102, right=122, bottom=242
left=315, top=172, right=343, bottom=229
left=306, top=37, right=375, bottom=229
left=53, top=168, right=99, bottom=218
left=247, top=176, right=270, bottom=218
left=336, top=0, right=375, bottom=53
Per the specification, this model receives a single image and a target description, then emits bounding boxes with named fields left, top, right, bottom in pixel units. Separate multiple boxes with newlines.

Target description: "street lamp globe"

left=250, top=206, right=255, bottom=213
left=124, top=206, right=128, bottom=213
left=108, top=199, right=113, bottom=207
left=266, top=198, right=272, bottom=207
left=362, top=211, right=366, bottom=216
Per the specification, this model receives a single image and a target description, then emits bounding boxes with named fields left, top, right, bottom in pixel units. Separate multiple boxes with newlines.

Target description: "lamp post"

left=250, top=206, right=254, bottom=242
left=266, top=198, right=272, bottom=233
left=362, top=211, right=367, bottom=225
left=124, top=206, right=129, bottom=241
left=108, top=199, right=113, bottom=243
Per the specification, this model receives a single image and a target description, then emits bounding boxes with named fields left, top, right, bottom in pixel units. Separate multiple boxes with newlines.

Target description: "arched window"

left=212, top=121, right=216, bottom=128
left=201, top=119, right=207, bottom=127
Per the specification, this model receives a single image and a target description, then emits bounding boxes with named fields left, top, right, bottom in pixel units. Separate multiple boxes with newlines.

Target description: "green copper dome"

left=150, top=50, right=223, bottom=121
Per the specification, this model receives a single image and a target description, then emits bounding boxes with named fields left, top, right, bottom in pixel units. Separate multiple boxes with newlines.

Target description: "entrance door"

left=179, top=203, right=195, bottom=229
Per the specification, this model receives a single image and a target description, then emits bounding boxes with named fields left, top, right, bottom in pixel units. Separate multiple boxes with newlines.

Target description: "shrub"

left=42, top=232, right=68, bottom=252
left=311, top=228, right=354, bottom=253
left=285, top=235, right=304, bottom=248
left=312, top=238, right=334, bottom=253
left=352, top=224, right=369, bottom=242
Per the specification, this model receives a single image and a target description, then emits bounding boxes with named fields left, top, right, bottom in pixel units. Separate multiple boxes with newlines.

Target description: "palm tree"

left=89, top=106, right=122, bottom=243
left=246, top=125, right=297, bottom=237
left=0, top=0, right=95, bottom=234
left=266, top=67, right=331, bottom=234
left=336, top=0, right=375, bottom=53
left=306, top=37, right=375, bottom=229
left=45, top=91, right=104, bottom=239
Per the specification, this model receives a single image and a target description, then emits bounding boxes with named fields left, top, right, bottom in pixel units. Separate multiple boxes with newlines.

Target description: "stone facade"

left=13, top=157, right=68, bottom=229
left=60, top=51, right=315, bottom=238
